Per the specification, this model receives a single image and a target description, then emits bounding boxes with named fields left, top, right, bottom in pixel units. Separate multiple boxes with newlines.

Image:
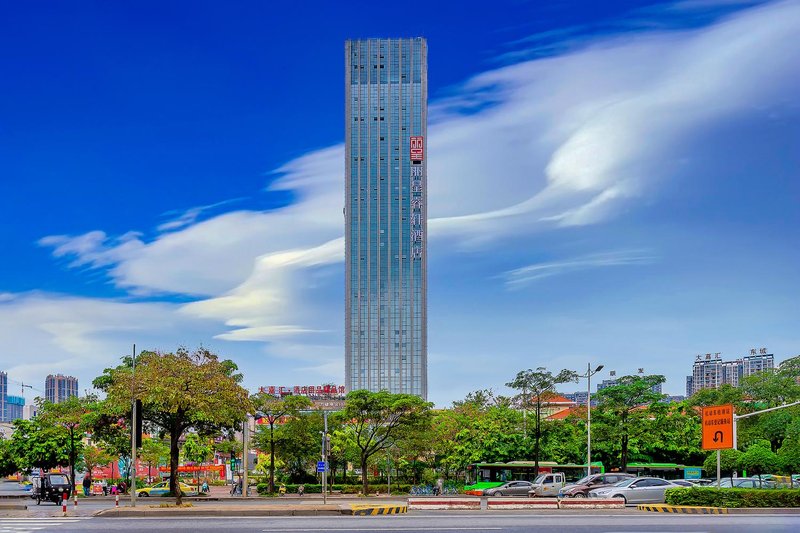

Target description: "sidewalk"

left=95, top=501, right=409, bottom=517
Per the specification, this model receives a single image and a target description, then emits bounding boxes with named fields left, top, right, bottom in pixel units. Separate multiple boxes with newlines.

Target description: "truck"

left=527, top=472, right=566, bottom=497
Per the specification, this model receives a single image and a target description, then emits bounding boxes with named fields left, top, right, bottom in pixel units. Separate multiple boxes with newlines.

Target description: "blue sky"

left=1, top=0, right=799, bottom=406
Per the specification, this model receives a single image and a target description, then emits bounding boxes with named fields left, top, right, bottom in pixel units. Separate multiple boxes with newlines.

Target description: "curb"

left=637, top=504, right=728, bottom=514
left=408, top=498, right=479, bottom=510
left=94, top=507, right=345, bottom=517
left=0, top=504, right=27, bottom=510
left=348, top=504, right=408, bottom=516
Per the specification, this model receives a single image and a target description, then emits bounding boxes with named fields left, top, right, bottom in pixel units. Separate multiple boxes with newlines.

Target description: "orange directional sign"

left=701, top=404, right=734, bottom=450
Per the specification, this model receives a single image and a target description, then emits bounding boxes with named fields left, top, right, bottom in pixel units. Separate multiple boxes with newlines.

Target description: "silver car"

left=483, top=480, right=533, bottom=497
left=588, top=476, right=681, bottom=504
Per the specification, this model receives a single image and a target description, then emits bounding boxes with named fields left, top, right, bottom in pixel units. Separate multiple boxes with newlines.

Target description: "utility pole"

left=242, top=416, right=249, bottom=497
left=582, top=363, right=604, bottom=477
left=321, top=411, right=328, bottom=505
left=130, top=344, right=137, bottom=508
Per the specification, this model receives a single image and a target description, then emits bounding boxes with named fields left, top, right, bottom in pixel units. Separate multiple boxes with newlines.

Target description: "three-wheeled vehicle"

left=30, top=473, right=72, bottom=505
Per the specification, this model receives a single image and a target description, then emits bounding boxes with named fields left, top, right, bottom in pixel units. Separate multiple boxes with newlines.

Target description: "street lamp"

left=580, top=363, right=604, bottom=477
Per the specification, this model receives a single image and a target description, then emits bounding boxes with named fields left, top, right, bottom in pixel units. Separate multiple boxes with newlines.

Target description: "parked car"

left=528, top=472, right=565, bottom=497
left=558, top=473, right=635, bottom=498
left=718, top=477, right=775, bottom=489
left=588, top=476, right=681, bottom=504
left=30, top=473, right=71, bottom=505
left=685, top=478, right=714, bottom=486
left=136, top=481, right=198, bottom=497
left=670, top=480, right=695, bottom=487
left=483, top=480, right=533, bottom=497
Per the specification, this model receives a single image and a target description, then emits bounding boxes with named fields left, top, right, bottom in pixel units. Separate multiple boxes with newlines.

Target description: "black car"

left=31, top=473, right=71, bottom=505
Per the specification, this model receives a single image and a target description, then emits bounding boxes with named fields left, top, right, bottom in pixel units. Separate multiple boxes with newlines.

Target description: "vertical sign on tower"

left=410, top=136, right=424, bottom=162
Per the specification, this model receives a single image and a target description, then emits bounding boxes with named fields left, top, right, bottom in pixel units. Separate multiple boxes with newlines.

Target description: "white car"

left=588, top=476, right=682, bottom=504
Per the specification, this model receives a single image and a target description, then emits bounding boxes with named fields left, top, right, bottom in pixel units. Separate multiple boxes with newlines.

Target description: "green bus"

left=624, top=462, right=703, bottom=480
left=464, top=461, right=604, bottom=493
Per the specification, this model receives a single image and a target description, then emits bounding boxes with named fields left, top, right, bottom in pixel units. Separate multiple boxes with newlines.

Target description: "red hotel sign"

left=410, top=136, right=424, bottom=162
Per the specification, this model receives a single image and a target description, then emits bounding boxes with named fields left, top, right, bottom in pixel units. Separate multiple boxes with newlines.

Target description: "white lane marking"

left=264, top=529, right=503, bottom=532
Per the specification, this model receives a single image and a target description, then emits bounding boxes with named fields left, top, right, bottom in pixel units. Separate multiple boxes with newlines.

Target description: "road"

left=0, top=512, right=798, bottom=533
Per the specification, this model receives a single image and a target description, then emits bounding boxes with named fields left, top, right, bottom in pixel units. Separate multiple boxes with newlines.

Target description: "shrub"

left=665, top=487, right=800, bottom=508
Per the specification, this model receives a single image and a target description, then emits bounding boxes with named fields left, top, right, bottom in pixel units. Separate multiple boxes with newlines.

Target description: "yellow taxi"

left=135, top=481, right=198, bottom=497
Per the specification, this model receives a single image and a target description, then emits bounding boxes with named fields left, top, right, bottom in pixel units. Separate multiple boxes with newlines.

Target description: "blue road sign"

left=316, top=461, right=327, bottom=473
left=684, top=467, right=702, bottom=479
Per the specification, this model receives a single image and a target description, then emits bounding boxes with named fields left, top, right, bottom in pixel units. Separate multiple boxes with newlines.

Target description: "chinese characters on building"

left=410, top=144, right=424, bottom=261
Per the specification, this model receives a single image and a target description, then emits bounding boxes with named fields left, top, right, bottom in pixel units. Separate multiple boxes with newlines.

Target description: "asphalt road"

left=0, top=513, right=798, bottom=533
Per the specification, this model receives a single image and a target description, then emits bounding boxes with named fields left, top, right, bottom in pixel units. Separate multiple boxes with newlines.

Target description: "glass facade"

left=45, top=374, right=78, bottom=404
left=345, top=38, right=428, bottom=398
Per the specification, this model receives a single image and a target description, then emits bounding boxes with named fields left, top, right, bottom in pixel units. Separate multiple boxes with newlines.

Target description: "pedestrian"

left=298, top=484, right=305, bottom=496
left=82, top=474, right=91, bottom=497
left=201, top=479, right=209, bottom=494
left=118, top=480, right=127, bottom=494
left=101, top=479, right=108, bottom=496
left=436, top=477, right=444, bottom=496
left=110, top=484, right=118, bottom=496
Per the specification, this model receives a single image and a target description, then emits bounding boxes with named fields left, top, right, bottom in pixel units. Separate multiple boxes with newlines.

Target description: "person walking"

left=436, top=477, right=444, bottom=497
left=82, top=474, right=92, bottom=497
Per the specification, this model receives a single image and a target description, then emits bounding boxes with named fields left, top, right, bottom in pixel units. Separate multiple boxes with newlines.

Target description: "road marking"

left=264, top=529, right=503, bottom=532
left=0, top=518, right=87, bottom=533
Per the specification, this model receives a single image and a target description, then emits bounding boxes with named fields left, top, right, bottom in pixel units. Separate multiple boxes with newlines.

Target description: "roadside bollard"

left=74, top=492, right=78, bottom=508
left=115, top=494, right=119, bottom=507
left=62, top=493, right=67, bottom=516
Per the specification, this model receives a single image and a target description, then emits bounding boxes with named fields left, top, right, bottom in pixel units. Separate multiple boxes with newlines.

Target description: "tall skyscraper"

left=45, top=374, right=78, bottom=404
left=0, top=372, right=24, bottom=422
left=345, top=38, right=428, bottom=398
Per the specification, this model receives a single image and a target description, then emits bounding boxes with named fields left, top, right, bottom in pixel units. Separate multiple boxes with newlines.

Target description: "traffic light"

left=135, top=399, right=143, bottom=448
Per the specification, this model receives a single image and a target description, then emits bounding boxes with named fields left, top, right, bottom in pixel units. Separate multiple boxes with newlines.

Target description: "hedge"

left=665, top=487, right=800, bottom=508
left=256, top=483, right=413, bottom=495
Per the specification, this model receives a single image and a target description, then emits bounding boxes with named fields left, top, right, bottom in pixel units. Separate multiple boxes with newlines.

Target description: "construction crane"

left=5, top=376, right=42, bottom=400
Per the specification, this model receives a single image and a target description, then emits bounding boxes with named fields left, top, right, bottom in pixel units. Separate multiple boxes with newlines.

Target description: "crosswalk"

left=0, top=517, right=87, bottom=533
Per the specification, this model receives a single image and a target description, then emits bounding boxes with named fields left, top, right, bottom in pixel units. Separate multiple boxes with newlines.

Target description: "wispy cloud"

left=504, top=250, right=657, bottom=288
left=157, top=197, right=247, bottom=232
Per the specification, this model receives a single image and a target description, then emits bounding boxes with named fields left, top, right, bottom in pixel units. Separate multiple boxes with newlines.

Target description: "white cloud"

left=504, top=250, right=657, bottom=288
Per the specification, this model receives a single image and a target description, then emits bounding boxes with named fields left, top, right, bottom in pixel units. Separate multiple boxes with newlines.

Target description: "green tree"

left=96, top=347, right=250, bottom=503
left=641, top=401, right=704, bottom=465
left=81, top=445, right=114, bottom=478
left=275, top=410, right=323, bottom=482
left=594, top=374, right=666, bottom=471
left=686, top=384, right=744, bottom=408
left=7, top=418, right=70, bottom=474
left=0, top=438, right=18, bottom=477
left=182, top=433, right=213, bottom=493
left=702, top=448, right=743, bottom=483
left=738, top=441, right=780, bottom=485
left=506, top=368, right=578, bottom=475
left=251, top=393, right=312, bottom=492
left=139, top=438, right=170, bottom=482
left=38, top=395, right=95, bottom=494
left=338, top=390, right=432, bottom=494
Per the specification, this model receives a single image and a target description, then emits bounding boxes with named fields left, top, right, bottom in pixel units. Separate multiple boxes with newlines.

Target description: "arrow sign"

left=702, top=404, right=734, bottom=450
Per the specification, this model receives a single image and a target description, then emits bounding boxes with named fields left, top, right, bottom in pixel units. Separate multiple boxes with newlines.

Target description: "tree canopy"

left=98, top=347, right=250, bottom=502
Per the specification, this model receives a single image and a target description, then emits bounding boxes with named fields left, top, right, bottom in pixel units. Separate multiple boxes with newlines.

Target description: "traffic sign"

left=684, top=467, right=702, bottom=479
left=316, top=461, right=327, bottom=473
left=701, top=404, right=734, bottom=450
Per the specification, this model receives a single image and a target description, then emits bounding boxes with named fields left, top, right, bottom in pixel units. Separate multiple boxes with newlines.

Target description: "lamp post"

left=581, top=363, right=604, bottom=477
